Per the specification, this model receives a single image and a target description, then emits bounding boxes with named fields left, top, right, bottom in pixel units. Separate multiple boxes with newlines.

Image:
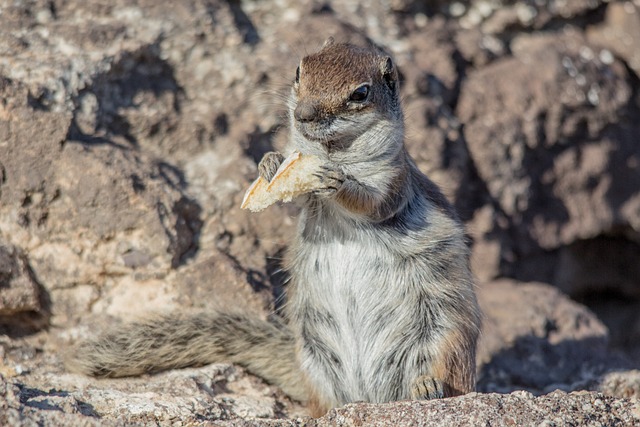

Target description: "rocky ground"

left=1, top=0, right=639, bottom=425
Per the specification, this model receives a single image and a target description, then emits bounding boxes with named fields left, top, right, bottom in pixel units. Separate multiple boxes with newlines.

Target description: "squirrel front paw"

left=258, top=152, right=285, bottom=182
left=410, top=375, right=445, bottom=400
left=312, top=164, right=346, bottom=197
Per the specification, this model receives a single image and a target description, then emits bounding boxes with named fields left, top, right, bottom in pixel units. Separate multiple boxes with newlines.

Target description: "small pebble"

left=599, top=49, right=614, bottom=64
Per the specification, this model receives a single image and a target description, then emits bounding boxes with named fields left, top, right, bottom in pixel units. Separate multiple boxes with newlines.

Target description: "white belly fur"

left=294, top=236, right=415, bottom=404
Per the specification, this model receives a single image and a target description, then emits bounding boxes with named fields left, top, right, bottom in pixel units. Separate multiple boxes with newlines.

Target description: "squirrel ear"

left=381, top=57, right=397, bottom=91
left=322, top=37, right=335, bottom=49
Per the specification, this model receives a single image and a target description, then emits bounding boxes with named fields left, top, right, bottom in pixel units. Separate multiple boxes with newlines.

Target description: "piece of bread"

left=241, top=152, right=324, bottom=212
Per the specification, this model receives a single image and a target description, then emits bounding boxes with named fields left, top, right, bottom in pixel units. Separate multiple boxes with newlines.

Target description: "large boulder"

left=457, top=31, right=640, bottom=283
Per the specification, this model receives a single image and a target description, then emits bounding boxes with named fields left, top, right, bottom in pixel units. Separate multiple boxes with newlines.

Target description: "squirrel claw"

left=312, top=164, right=346, bottom=197
left=410, top=376, right=445, bottom=400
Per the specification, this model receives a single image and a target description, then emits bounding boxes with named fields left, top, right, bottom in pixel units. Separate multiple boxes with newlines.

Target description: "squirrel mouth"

left=295, top=116, right=360, bottom=151
left=299, top=126, right=353, bottom=152
left=296, top=121, right=357, bottom=152
left=297, top=122, right=333, bottom=142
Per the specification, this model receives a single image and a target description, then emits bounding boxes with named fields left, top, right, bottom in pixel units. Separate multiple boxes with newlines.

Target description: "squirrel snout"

left=294, top=101, right=319, bottom=123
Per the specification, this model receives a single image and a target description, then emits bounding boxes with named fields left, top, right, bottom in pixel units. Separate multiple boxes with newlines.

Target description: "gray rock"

left=310, top=391, right=640, bottom=427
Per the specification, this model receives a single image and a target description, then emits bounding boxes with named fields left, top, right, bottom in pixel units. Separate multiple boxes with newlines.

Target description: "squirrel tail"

left=65, top=311, right=307, bottom=402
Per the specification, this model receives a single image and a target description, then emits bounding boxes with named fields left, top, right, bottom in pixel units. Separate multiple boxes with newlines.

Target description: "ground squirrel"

left=67, top=39, right=481, bottom=417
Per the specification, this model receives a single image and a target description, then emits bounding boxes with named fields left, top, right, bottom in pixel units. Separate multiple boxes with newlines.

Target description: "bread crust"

left=241, top=151, right=323, bottom=212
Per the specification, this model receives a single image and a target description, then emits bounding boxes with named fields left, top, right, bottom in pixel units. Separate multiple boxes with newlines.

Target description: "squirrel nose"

left=294, top=102, right=318, bottom=123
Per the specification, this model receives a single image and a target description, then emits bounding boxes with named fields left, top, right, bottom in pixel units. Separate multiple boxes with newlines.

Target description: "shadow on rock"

left=477, top=334, right=633, bottom=395
left=19, top=386, right=99, bottom=418
left=0, top=244, right=51, bottom=337
left=66, top=40, right=184, bottom=150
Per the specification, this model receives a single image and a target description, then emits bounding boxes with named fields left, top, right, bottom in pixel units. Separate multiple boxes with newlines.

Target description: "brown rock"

left=599, top=370, right=640, bottom=400
left=401, top=18, right=476, bottom=215
left=0, top=244, right=48, bottom=333
left=455, top=28, right=506, bottom=67
left=588, top=2, right=640, bottom=79
left=457, top=31, right=640, bottom=281
left=0, top=245, right=41, bottom=315
left=10, top=278, right=625, bottom=427
left=476, top=280, right=630, bottom=395
left=6, top=365, right=640, bottom=426
left=453, top=0, right=606, bottom=32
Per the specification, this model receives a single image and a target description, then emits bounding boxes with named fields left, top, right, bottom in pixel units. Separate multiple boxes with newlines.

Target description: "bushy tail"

left=65, top=312, right=308, bottom=402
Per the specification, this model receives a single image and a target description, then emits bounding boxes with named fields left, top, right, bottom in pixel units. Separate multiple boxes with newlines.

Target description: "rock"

left=310, top=391, right=640, bottom=427
left=5, top=368, right=640, bottom=426
left=588, top=1, right=640, bottom=79
left=400, top=18, right=479, bottom=219
left=0, top=375, right=104, bottom=427
left=0, top=244, right=48, bottom=333
left=457, top=31, right=640, bottom=282
left=0, top=245, right=41, bottom=315
left=455, top=28, right=506, bottom=67
left=476, top=280, right=635, bottom=395
left=0, top=0, right=295, bottom=328
left=0, top=75, right=205, bottom=325
left=451, top=0, right=606, bottom=32
left=1, top=277, right=632, bottom=426
left=8, top=363, right=303, bottom=426
left=599, top=370, right=640, bottom=400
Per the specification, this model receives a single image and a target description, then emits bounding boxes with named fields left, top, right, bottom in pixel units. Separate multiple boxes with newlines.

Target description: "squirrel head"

left=289, top=40, right=402, bottom=152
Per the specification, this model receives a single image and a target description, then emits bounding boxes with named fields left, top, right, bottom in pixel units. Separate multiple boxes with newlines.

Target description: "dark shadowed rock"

left=0, top=244, right=49, bottom=334
left=476, top=279, right=637, bottom=396
left=458, top=31, right=640, bottom=283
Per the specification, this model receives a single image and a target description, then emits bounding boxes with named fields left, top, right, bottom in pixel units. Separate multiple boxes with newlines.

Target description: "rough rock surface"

left=1, top=0, right=639, bottom=425
left=310, top=391, right=640, bottom=427
left=588, top=2, right=640, bottom=78
left=457, top=30, right=639, bottom=283
left=0, top=244, right=48, bottom=334
left=4, top=373, right=640, bottom=427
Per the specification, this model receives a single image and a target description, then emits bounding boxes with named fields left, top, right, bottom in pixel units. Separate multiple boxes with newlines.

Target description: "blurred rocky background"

left=1, top=0, right=639, bottom=425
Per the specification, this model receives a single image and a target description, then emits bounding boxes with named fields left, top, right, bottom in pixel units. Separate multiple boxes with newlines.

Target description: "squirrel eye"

left=349, top=84, right=370, bottom=102
left=295, top=66, right=300, bottom=84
